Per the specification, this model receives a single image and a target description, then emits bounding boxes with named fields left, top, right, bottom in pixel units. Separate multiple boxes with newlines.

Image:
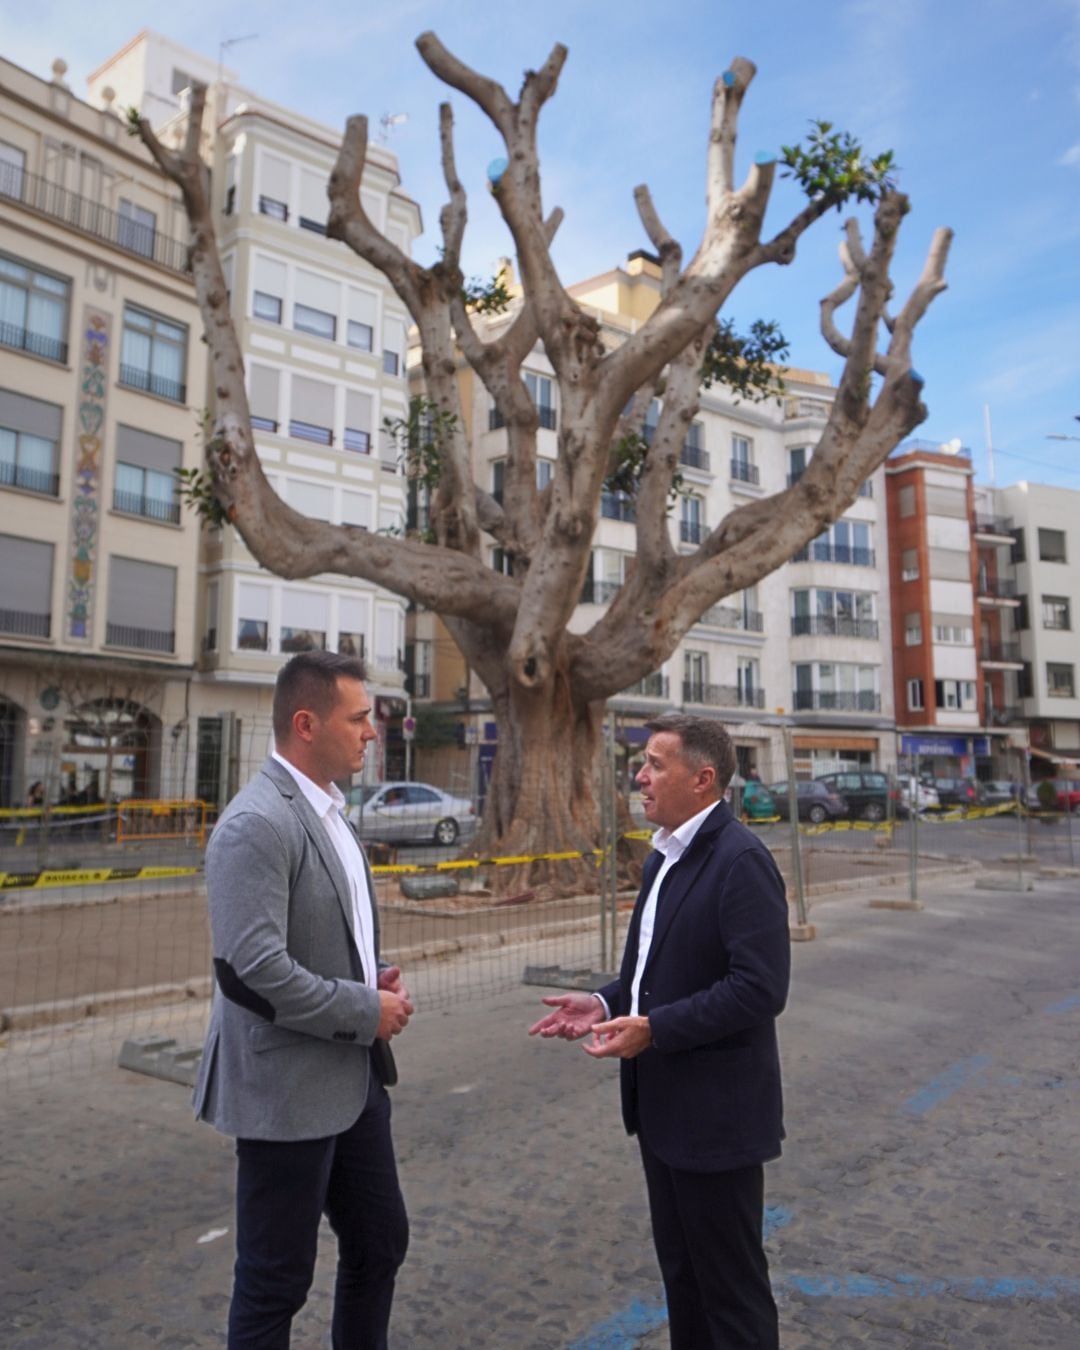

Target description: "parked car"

left=345, top=781, right=475, bottom=845
left=899, top=777, right=940, bottom=815
left=767, top=780, right=849, bottom=825
left=921, top=777, right=983, bottom=810
left=1026, top=778, right=1080, bottom=814
left=979, top=780, right=1021, bottom=807
left=727, top=777, right=778, bottom=820
left=813, top=770, right=895, bottom=822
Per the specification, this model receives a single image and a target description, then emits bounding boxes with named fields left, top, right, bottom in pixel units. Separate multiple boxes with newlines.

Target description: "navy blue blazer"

left=598, top=800, right=790, bottom=1172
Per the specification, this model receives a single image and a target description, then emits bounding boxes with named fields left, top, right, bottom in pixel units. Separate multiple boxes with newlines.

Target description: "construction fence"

left=2, top=717, right=1076, bottom=1088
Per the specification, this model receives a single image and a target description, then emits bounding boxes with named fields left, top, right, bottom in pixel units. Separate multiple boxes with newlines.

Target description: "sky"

left=5, top=0, right=1079, bottom=489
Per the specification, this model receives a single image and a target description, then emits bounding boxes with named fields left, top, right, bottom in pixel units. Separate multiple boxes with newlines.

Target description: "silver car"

left=345, top=781, right=474, bottom=846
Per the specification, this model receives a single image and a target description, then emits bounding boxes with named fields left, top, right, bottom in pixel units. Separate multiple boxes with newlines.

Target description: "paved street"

left=2, top=871, right=1078, bottom=1348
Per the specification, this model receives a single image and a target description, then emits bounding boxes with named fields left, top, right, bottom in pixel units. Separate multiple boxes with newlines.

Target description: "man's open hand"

left=583, top=1015, right=652, bottom=1060
left=528, top=993, right=606, bottom=1041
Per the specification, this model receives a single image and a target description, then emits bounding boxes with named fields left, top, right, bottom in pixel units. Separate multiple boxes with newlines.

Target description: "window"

left=524, top=371, right=557, bottom=430
left=792, top=662, right=880, bottom=711
left=171, top=67, right=194, bottom=96
left=927, top=548, right=971, bottom=581
left=252, top=255, right=286, bottom=325
left=236, top=581, right=271, bottom=651
left=0, top=253, right=70, bottom=363
left=1015, top=595, right=1029, bottom=631
left=898, top=484, right=916, bottom=517
left=338, top=596, right=368, bottom=658
left=120, top=305, right=187, bottom=403
left=253, top=291, right=282, bottom=324
left=113, top=425, right=182, bottom=524
left=259, top=196, right=288, bottom=220
left=344, top=390, right=373, bottom=455
left=932, top=614, right=973, bottom=644
left=791, top=588, right=876, bottom=637
left=924, top=484, right=967, bottom=518
left=0, top=389, right=62, bottom=496
left=905, top=613, right=922, bottom=646
left=1010, top=528, right=1026, bottom=563
left=731, top=434, right=758, bottom=484
left=249, top=365, right=281, bottom=433
left=491, top=460, right=505, bottom=506
left=491, top=547, right=513, bottom=575
left=289, top=375, right=334, bottom=446
left=106, top=556, right=177, bottom=652
left=1019, top=662, right=1033, bottom=699
left=347, top=288, right=377, bottom=352
left=788, top=446, right=808, bottom=484
left=684, top=650, right=709, bottom=701
left=294, top=303, right=336, bottom=341
left=117, top=199, right=156, bottom=259
left=383, top=317, right=405, bottom=377
left=680, top=496, right=705, bottom=544
left=934, top=679, right=976, bottom=711
left=1038, top=528, right=1067, bottom=563
left=257, top=154, right=291, bottom=223
left=536, top=458, right=553, bottom=490
left=796, top=518, right=874, bottom=566
left=1047, top=664, right=1075, bottom=698
left=204, top=580, right=219, bottom=652
left=342, top=490, right=373, bottom=530
left=907, top=678, right=925, bottom=711
left=901, top=548, right=919, bottom=581
left=681, top=421, right=708, bottom=469
left=0, top=141, right=26, bottom=200
left=1042, top=596, right=1071, bottom=630
left=0, top=533, right=53, bottom=638
left=299, top=169, right=329, bottom=235
left=287, top=479, right=332, bottom=522
left=736, top=656, right=759, bottom=706
left=294, top=269, right=340, bottom=342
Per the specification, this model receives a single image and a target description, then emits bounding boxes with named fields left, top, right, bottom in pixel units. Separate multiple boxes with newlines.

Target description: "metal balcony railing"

left=580, top=579, right=622, bottom=604
left=683, top=683, right=765, bottom=709
left=118, top=364, right=186, bottom=403
left=113, top=489, right=181, bottom=524
left=980, top=641, right=1022, bottom=663
left=0, top=607, right=50, bottom=638
left=792, top=543, right=876, bottom=567
left=0, top=318, right=68, bottom=365
left=0, top=164, right=190, bottom=273
left=601, top=491, right=636, bottom=522
left=791, top=615, right=880, bottom=640
left=680, top=443, right=710, bottom=471
left=0, top=459, right=60, bottom=496
left=988, top=705, right=1021, bottom=725
left=622, top=674, right=669, bottom=699
left=697, top=605, right=764, bottom=632
left=730, top=458, right=760, bottom=485
left=792, top=690, right=882, bottom=712
left=976, top=575, right=1018, bottom=599
left=106, top=623, right=175, bottom=653
left=974, top=514, right=1014, bottom=536
left=680, top=520, right=706, bottom=544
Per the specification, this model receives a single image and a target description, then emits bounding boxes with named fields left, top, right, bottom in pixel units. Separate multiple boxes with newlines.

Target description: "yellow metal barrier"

left=116, top=800, right=209, bottom=848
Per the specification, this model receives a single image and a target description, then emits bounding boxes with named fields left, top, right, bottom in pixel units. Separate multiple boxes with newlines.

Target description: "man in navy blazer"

left=531, top=713, right=790, bottom=1348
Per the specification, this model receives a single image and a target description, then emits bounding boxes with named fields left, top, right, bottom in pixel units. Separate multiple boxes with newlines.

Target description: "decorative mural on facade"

left=66, top=309, right=110, bottom=641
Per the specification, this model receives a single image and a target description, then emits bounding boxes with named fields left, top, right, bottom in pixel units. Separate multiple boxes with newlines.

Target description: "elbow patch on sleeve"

left=214, top=957, right=276, bottom=1022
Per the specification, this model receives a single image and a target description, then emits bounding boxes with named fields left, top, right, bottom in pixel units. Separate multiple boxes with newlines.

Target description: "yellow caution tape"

left=0, top=865, right=202, bottom=891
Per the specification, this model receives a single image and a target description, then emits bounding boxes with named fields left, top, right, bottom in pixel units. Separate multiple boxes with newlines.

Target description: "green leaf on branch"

left=383, top=396, right=459, bottom=492
left=174, top=466, right=229, bottom=528
left=603, top=431, right=684, bottom=504
left=124, top=106, right=143, bottom=137
left=460, top=275, right=512, bottom=314
left=780, top=120, right=898, bottom=211
left=701, top=319, right=789, bottom=402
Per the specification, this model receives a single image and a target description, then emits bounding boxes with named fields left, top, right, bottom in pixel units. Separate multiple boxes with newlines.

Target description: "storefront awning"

left=1029, top=747, right=1080, bottom=769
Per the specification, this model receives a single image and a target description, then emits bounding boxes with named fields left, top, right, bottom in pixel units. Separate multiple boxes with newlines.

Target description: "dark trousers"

left=639, top=1136, right=778, bottom=1349
left=228, top=1078, right=408, bottom=1350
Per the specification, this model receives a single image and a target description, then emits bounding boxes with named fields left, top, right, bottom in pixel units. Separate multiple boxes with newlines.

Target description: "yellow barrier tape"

left=0, top=865, right=202, bottom=891
left=370, top=846, right=606, bottom=876
left=0, top=804, right=118, bottom=819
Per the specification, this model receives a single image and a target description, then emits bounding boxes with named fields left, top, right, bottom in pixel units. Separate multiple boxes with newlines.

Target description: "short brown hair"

left=644, top=713, right=737, bottom=793
left=272, top=650, right=368, bottom=741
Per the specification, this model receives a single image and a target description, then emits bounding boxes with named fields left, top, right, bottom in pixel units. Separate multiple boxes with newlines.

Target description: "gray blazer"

left=193, top=757, right=394, bottom=1141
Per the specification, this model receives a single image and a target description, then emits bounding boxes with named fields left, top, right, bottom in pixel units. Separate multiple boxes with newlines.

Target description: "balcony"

left=680, top=520, right=706, bottom=545
left=119, top=364, right=186, bottom=404
left=683, top=683, right=765, bottom=710
left=105, top=622, right=175, bottom=653
left=601, top=491, right=635, bottom=522
left=792, top=542, right=876, bottom=567
left=1, top=165, right=190, bottom=273
left=730, top=459, right=760, bottom=485
left=974, top=513, right=1014, bottom=539
left=0, top=607, right=50, bottom=638
left=288, top=419, right=333, bottom=447
left=0, top=459, right=60, bottom=497
left=976, top=575, right=1018, bottom=600
left=697, top=605, right=764, bottom=633
left=623, top=673, right=669, bottom=699
left=980, top=641, right=1022, bottom=665
left=791, top=615, right=880, bottom=640
left=785, top=396, right=831, bottom=421
left=988, top=705, right=1022, bottom=726
left=580, top=579, right=622, bottom=604
left=792, top=690, right=882, bottom=713
left=0, top=319, right=68, bottom=365
left=113, top=488, right=181, bottom=525
left=680, top=442, right=711, bottom=471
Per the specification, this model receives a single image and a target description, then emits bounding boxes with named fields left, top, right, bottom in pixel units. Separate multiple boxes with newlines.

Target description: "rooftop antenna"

left=379, top=112, right=409, bottom=143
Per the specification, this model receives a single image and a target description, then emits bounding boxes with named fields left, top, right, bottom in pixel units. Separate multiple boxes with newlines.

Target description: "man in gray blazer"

left=194, top=650, right=414, bottom=1349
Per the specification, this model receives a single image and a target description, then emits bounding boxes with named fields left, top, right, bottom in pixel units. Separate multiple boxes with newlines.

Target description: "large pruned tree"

left=133, top=36, right=951, bottom=890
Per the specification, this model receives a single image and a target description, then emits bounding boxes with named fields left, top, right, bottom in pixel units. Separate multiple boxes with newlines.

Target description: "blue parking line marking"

left=781, top=1274, right=1080, bottom=1299
left=1044, top=993, right=1080, bottom=1013
left=899, top=1053, right=992, bottom=1115
left=566, top=1207, right=791, bottom=1349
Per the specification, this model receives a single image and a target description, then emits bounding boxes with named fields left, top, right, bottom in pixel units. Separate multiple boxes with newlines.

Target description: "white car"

left=899, top=778, right=940, bottom=814
left=345, top=781, right=474, bottom=846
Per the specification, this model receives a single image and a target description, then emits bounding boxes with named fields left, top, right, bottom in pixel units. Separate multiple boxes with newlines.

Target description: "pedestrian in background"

left=530, top=713, right=790, bottom=1349
left=194, top=650, right=413, bottom=1349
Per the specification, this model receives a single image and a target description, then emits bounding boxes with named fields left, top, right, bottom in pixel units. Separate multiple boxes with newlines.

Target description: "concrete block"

left=869, top=899, right=924, bottom=911
left=400, top=874, right=460, bottom=900
left=118, top=1035, right=203, bottom=1087
left=975, top=875, right=1035, bottom=892
left=522, top=965, right=618, bottom=991
left=789, top=923, right=817, bottom=942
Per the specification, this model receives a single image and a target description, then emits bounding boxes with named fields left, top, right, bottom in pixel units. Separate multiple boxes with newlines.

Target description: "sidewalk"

left=3, top=874, right=1079, bottom=1347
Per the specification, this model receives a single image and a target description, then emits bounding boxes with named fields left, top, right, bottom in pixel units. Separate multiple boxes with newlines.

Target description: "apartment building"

left=993, top=481, right=1080, bottom=773
left=407, top=251, right=897, bottom=789
left=87, top=32, right=420, bottom=798
left=0, top=53, right=208, bottom=807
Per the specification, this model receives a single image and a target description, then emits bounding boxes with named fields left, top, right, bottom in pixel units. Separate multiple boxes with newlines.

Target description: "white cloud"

left=1058, top=142, right=1080, bottom=167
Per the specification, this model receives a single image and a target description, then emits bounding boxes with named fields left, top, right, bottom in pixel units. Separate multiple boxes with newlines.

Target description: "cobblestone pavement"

left=1, top=874, right=1078, bottom=1348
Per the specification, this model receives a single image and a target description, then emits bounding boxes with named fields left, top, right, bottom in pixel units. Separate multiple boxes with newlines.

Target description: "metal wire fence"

left=2, top=716, right=1075, bottom=1088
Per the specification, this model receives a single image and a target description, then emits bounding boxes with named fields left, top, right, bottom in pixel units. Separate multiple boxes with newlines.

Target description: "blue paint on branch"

left=722, top=70, right=737, bottom=87
left=900, top=1053, right=992, bottom=1116
left=1045, top=993, right=1080, bottom=1013
left=567, top=1207, right=791, bottom=1349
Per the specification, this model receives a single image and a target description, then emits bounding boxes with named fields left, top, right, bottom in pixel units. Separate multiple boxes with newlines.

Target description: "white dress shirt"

left=596, top=800, right=719, bottom=1019
left=271, top=752, right=377, bottom=990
